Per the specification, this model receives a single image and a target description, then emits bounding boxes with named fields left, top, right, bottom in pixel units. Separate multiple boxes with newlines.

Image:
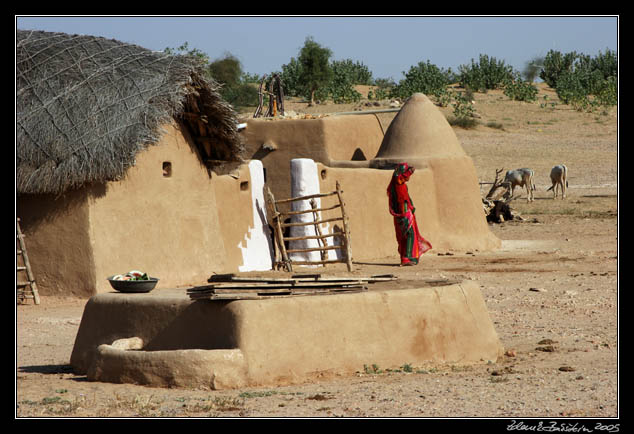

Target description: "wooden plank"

left=283, top=233, right=344, bottom=242
left=282, top=203, right=341, bottom=216
left=280, top=216, right=343, bottom=228
left=189, top=280, right=369, bottom=292
left=188, top=285, right=368, bottom=301
left=286, top=245, right=343, bottom=254
left=274, top=191, right=338, bottom=205
left=285, top=259, right=346, bottom=266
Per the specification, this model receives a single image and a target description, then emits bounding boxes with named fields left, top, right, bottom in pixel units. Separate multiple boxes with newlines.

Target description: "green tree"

left=208, top=53, right=243, bottom=88
left=298, top=37, right=333, bottom=105
left=207, top=53, right=258, bottom=109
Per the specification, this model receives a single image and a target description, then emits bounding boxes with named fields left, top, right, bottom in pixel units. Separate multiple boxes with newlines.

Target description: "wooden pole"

left=265, top=186, right=292, bottom=271
left=310, top=199, right=328, bottom=265
left=335, top=181, right=353, bottom=272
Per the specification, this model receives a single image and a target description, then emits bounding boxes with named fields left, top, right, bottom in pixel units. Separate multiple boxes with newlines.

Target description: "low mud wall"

left=71, top=280, right=503, bottom=389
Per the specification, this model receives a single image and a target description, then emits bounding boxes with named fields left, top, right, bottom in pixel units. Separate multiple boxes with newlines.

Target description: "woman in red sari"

left=387, top=162, right=432, bottom=266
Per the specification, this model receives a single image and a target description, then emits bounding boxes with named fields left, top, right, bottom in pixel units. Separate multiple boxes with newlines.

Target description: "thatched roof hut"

left=16, top=29, right=243, bottom=195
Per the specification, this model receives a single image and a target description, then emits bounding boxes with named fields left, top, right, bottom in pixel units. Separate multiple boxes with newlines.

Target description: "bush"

left=332, top=59, right=373, bottom=85
left=595, top=76, right=617, bottom=106
left=317, top=59, right=368, bottom=103
left=458, top=54, right=514, bottom=92
left=368, top=78, right=395, bottom=100
left=451, top=91, right=476, bottom=119
left=541, top=49, right=617, bottom=110
left=390, top=60, right=455, bottom=100
left=540, top=50, right=578, bottom=89
left=220, top=84, right=259, bottom=109
left=279, top=57, right=304, bottom=98
left=504, top=75, right=539, bottom=102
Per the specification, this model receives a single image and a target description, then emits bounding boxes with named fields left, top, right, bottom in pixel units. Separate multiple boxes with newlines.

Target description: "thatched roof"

left=16, top=29, right=243, bottom=195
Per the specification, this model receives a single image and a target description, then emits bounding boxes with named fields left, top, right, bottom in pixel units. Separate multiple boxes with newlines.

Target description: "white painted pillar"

left=238, top=160, right=274, bottom=271
left=289, top=159, right=322, bottom=264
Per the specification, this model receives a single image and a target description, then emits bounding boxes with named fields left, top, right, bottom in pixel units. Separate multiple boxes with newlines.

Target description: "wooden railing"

left=264, top=181, right=353, bottom=272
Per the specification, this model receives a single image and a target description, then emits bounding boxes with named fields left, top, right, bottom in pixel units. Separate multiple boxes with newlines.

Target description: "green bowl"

left=107, top=276, right=159, bottom=293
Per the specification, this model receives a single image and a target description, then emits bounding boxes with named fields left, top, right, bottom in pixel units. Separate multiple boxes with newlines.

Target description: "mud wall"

left=18, top=122, right=260, bottom=296
left=241, top=115, right=385, bottom=201
left=17, top=188, right=97, bottom=297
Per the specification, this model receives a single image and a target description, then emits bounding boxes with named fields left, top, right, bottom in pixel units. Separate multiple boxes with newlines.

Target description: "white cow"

left=547, top=164, right=568, bottom=199
left=504, top=168, right=536, bottom=202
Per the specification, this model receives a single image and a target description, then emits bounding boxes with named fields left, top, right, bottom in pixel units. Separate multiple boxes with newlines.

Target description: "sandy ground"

left=15, top=85, right=619, bottom=422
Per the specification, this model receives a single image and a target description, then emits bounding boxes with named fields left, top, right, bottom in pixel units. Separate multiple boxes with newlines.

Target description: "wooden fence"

left=264, top=181, right=353, bottom=272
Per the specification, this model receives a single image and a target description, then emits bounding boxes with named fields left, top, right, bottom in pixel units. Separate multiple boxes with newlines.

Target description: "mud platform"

left=70, top=279, right=503, bottom=390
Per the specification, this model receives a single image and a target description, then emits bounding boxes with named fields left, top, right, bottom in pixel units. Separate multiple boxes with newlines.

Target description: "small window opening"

left=320, top=169, right=328, bottom=180
left=240, top=181, right=249, bottom=191
left=162, top=162, right=172, bottom=177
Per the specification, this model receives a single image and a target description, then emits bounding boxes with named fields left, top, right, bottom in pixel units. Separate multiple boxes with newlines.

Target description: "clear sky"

left=15, top=15, right=619, bottom=81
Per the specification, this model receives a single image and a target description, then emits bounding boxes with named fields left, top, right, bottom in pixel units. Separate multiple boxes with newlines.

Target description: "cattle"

left=547, top=164, right=568, bottom=199
left=504, top=168, right=536, bottom=202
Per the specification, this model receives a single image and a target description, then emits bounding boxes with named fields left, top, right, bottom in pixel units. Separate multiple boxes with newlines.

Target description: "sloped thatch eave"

left=16, top=29, right=243, bottom=195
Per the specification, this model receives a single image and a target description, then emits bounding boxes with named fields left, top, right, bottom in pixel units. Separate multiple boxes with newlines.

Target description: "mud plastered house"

left=16, top=30, right=272, bottom=296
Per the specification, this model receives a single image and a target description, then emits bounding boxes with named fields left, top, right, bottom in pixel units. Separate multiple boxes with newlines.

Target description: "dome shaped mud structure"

left=370, top=93, right=465, bottom=169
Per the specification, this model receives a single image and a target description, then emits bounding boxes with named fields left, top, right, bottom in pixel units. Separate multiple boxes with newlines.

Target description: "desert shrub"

left=390, top=60, right=455, bottom=100
left=280, top=56, right=369, bottom=103
left=279, top=57, right=304, bottom=97
left=448, top=115, right=479, bottom=129
left=595, top=76, right=617, bottom=106
left=591, top=49, right=618, bottom=82
left=458, top=54, right=514, bottom=92
left=332, top=59, right=373, bottom=85
left=504, top=75, right=539, bottom=102
left=221, top=82, right=259, bottom=109
left=540, top=50, right=578, bottom=89
left=368, top=78, right=395, bottom=100
left=555, top=71, right=587, bottom=105
left=542, top=49, right=617, bottom=110
left=445, top=90, right=477, bottom=128
left=317, top=59, right=368, bottom=103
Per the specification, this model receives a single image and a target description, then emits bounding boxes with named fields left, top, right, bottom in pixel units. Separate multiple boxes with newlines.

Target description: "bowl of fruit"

left=107, top=270, right=159, bottom=293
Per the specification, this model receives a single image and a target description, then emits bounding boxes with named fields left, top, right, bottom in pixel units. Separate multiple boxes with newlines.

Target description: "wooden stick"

left=275, top=191, right=338, bottom=204
left=283, top=233, right=345, bottom=242
left=286, top=245, right=343, bottom=254
left=288, top=259, right=347, bottom=266
left=310, top=198, right=328, bottom=265
left=282, top=203, right=342, bottom=216
left=335, top=181, right=353, bottom=272
left=280, top=216, right=343, bottom=228
left=265, top=185, right=292, bottom=271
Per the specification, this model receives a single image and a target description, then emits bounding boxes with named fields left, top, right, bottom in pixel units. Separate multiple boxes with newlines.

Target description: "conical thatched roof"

left=16, top=29, right=243, bottom=195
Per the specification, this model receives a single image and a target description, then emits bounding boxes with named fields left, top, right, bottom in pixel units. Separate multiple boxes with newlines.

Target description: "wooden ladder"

left=17, top=218, right=40, bottom=305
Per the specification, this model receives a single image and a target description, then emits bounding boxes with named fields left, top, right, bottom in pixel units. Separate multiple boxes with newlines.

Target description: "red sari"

left=387, top=163, right=432, bottom=265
